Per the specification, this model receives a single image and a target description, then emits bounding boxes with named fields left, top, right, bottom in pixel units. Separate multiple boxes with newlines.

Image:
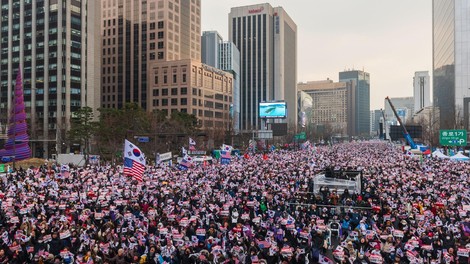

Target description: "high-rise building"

left=229, top=4, right=297, bottom=131
left=433, top=0, right=470, bottom=130
left=201, top=31, right=240, bottom=133
left=370, top=110, right=383, bottom=136
left=101, top=0, right=201, bottom=110
left=147, top=59, right=233, bottom=131
left=339, top=70, right=370, bottom=136
left=413, top=71, right=431, bottom=113
left=297, top=80, right=354, bottom=137
left=0, top=0, right=101, bottom=158
left=145, top=9, right=234, bottom=133
left=201, top=31, right=223, bottom=68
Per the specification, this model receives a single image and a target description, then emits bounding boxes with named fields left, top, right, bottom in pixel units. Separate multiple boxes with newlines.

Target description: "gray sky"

left=201, top=0, right=432, bottom=110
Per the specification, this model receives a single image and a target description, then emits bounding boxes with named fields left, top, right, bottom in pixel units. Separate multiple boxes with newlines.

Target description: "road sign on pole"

left=439, top=130, right=467, bottom=146
left=294, top=132, right=306, bottom=140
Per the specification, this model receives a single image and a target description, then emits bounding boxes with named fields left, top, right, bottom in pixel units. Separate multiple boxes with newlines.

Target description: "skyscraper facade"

left=298, top=80, right=353, bottom=137
left=433, top=0, right=470, bottom=130
left=201, top=31, right=240, bottom=133
left=101, top=0, right=201, bottom=110
left=413, top=71, right=431, bottom=114
left=201, top=31, right=223, bottom=68
left=339, top=70, right=370, bottom=137
left=147, top=59, right=233, bottom=131
left=229, top=4, right=297, bottom=131
left=370, top=109, right=382, bottom=136
left=0, top=0, right=101, bottom=158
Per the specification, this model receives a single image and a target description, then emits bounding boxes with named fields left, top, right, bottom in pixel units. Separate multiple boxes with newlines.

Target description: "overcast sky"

left=201, top=0, right=432, bottom=110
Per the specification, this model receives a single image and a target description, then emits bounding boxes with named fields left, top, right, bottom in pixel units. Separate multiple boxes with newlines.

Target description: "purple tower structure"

left=0, top=70, right=32, bottom=161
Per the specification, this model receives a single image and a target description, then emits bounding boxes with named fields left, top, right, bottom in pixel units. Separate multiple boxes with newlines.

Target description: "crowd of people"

left=0, top=142, right=468, bottom=264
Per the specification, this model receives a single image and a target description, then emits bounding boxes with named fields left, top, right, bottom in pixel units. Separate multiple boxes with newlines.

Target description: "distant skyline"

left=201, top=0, right=432, bottom=110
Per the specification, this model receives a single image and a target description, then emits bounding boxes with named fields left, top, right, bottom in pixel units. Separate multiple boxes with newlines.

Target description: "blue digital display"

left=259, top=102, right=287, bottom=119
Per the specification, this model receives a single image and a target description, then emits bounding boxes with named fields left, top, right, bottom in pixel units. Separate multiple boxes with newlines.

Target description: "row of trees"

left=67, top=103, right=203, bottom=162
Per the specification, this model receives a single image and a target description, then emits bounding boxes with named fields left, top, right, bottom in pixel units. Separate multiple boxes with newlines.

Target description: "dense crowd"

left=0, top=142, right=469, bottom=264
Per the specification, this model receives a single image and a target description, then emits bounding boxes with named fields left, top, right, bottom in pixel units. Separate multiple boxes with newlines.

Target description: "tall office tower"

left=101, top=0, right=201, bottom=110
left=413, top=71, right=431, bottom=113
left=298, top=80, right=354, bottom=137
left=229, top=4, right=297, bottom=131
left=433, top=0, right=470, bottom=130
left=201, top=31, right=240, bottom=133
left=0, top=0, right=101, bottom=158
left=370, top=109, right=383, bottom=136
left=201, top=31, right=223, bottom=68
left=339, top=70, right=370, bottom=137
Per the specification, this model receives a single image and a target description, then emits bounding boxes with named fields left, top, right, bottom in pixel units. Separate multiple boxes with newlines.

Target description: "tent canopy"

left=450, top=152, right=470, bottom=161
left=432, top=150, right=449, bottom=159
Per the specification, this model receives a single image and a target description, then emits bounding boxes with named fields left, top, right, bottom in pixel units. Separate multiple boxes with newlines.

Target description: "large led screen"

left=259, top=101, right=287, bottom=119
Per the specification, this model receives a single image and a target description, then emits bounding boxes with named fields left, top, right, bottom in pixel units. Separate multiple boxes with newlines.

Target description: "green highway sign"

left=0, top=164, right=4, bottom=173
left=294, top=132, right=306, bottom=140
left=439, top=129, right=467, bottom=146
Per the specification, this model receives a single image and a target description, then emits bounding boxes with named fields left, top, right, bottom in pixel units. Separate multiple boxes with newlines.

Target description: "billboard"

left=271, top=123, right=288, bottom=136
left=259, top=101, right=287, bottom=119
left=389, top=125, right=422, bottom=141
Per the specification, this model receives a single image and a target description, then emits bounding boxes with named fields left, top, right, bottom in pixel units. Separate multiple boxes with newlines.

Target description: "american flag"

left=220, top=151, right=231, bottom=159
left=123, top=139, right=146, bottom=181
left=220, top=151, right=231, bottom=165
left=178, top=155, right=193, bottom=170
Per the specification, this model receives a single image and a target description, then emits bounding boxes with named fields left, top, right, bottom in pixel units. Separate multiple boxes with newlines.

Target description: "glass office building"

left=229, top=4, right=297, bottom=131
left=0, top=0, right=101, bottom=158
left=433, top=0, right=470, bottom=130
left=339, top=70, right=370, bottom=137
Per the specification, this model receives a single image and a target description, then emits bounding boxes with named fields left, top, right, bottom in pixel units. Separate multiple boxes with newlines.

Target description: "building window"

left=150, top=43, right=156, bottom=50
left=171, top=88, right=178, bottom=95
left=150, top=22, right=156, bottom=30
left=155, top=76, right=158, bottom=84
left=173, top=74, right=177, bottom=83
left=180, top=98, right=187, bottom=105
left=182, top=73, right=186, bottom=83
left=162, top=88, right=168, bottom=96
left=204, top=110, right=213, bottom=117
left=157, top=31, right=164, bottom=39
left=153, top=99, right=159, bottom=106
left=181, top=108, right=187, bottom=113
left=150, top=32, right=155, bottom=40
left=192, top=88, right=197, bottom=95
left=192, top=98, right=197, bottom=106
left=158, top=21, right=164, bottom=29
left=163, top=75, right=167, bottom=84
left=153, top=89, right=159, bottom=96
left=158, top=42, right=164, bottom=49
left=162, top=99, right=168, bottom=106
left=158, top=52, right=164, bottom=60
left=150, top=52, right=155, bottom=60
left=171, top=98, right=177, bottom=105
left=181, top=87, right=187, bottom=95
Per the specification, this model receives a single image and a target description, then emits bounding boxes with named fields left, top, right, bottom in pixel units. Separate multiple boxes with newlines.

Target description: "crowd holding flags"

left=123, top=139, right=146, bottom=181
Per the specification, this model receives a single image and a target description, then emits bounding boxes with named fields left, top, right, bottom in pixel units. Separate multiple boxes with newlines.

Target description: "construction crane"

left=385, top=96, right=417, bottom=149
